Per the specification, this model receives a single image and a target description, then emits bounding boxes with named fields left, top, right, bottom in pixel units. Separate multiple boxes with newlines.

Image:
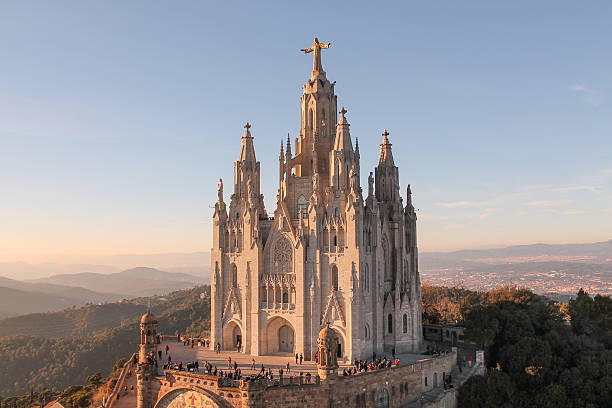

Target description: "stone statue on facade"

left=349, top=165, right=357, bottom=193
left=217, top=178, right=224, bottom=202
left=247, top=177, right=255, bottom=200
left=301, top=37, right=331, bottom=74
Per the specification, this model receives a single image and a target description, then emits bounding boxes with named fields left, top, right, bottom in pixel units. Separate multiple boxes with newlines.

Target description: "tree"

left=463, top=305, right=500, bottom=348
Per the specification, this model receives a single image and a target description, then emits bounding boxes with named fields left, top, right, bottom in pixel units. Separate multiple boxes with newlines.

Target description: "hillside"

left=0, top=287, right=88, bottom=319
left=0, top=278, right=126, bottom=318
left=0, top=285, right=211, bottom=396
left=457, top=287, right=611, bottom=407
left=0, top=302, right=146, bottom=338
left=30, top=267, right=206, bottom=297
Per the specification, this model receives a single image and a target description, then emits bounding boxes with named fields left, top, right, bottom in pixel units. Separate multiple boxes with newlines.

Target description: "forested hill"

left=0, top=286, right=211, bottom=397
left=456, top=287, right=611, bottom=407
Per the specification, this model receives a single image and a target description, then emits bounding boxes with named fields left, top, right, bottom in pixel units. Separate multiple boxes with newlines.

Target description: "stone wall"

left=152, top=352, right=456, bottom=408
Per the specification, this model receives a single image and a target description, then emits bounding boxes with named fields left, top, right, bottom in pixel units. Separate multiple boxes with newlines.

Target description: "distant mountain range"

left=30, top=267, right=207, bottom=297
left=0, top=252, right=211, bottom=280
left=420, top=239, right=612, bottom=295
left=0, top=267, right=207, bottom=318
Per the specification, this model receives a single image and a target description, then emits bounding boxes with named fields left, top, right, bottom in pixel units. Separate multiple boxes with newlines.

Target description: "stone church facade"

left=210, top=39, right=422, bottom=362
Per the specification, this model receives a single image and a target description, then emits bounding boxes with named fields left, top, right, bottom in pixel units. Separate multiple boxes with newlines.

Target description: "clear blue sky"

left=1, top=1, right=611, bottom=260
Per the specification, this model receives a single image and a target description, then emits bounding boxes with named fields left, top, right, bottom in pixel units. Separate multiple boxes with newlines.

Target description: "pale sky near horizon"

left=1, top=1, right=611, bottom=262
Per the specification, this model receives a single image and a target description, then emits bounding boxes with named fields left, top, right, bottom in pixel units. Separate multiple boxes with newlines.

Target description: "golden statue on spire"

left=301, top=37, right=331, bottom=74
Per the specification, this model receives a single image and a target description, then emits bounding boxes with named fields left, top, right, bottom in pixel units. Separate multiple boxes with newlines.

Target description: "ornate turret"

left=137, top=308, right=158, bottom=408
left=233, top=122, right=262, bottom=205
left=317, top=323, right=339, bottom=380
left=330, top=107, right=355, bottom=190
left=375, top=130, right=400, bottom=204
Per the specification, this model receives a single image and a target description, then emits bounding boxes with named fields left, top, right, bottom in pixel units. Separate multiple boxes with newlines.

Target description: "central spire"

left=301, top=37, right=331, bottom=77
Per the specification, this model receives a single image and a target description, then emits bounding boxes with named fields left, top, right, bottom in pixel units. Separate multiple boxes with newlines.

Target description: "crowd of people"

left=160, top=340, right=317, bottom=386
left=342, top=356, right=400, bottom=376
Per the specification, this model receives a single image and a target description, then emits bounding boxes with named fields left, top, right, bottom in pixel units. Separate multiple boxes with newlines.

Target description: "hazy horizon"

left=1, top=237, right=609, bottom=266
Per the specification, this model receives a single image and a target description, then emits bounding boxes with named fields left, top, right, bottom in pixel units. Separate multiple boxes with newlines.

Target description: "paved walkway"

left=160, top=340, right=429, bottom=377
left=111, top=371, right=138, bottom=408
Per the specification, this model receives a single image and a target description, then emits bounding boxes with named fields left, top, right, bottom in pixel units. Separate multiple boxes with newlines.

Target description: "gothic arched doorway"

left=264, top=316, right=295, bottom=354
left=330, top=327, right=345, bottom=360
left=279, top=324, right=294, bottom=352
left=223, top=321, right=242, bottom=351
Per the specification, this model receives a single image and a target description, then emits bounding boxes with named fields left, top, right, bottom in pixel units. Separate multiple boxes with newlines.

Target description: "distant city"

left=420, top=239, right=612, bottom=298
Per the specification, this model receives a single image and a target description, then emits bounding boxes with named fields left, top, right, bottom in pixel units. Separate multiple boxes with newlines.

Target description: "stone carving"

left=349, top=165, right=357, bottom=193
left=217, top=178, right=223, bottom=202
left=301, top=37, right=331, bottom=73
left=273, top=237, right=293, bottom=274
left=247, top=178, right=255, bottom=200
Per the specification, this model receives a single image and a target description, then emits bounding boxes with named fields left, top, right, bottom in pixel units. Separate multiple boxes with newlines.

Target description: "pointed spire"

left=239, top=122, right=256, bottom=164
left=279, top=139, right=284, bottom=160
left=407, top=184, right=412, bottom=205
left=378, top=130, right=395, bottom=166
left=355, top=137, right=360, bottom=155
left=334, top=107, right=353, bottom=152
left=285, top=133, right=292, bottom=180
left=286, top=133, right=292, bottom=156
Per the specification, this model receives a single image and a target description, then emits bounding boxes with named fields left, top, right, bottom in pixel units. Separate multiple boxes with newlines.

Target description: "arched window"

left=334, top=207, right=340, bottom=218
left=282, top=292, right=289, bottom=304
left=403, top=314, right=408, bottom=334
left=333, top=234, right=337, bottom=247
left=231, top=264, right=237, bottom=288
left=425, top=377, right=428, bottom=387
left=365, top=324, right=370, bottom=339
left=309, top=108, right=315, bottom=130
left=364, top=264, right=369, bottom=292
left=331, top=265, right=339, bottom=291
left=434, top=372, right=438, bottom=387
left=388, top=314, right=393, bottom=334
left=297, top=195, right=308, bottom=218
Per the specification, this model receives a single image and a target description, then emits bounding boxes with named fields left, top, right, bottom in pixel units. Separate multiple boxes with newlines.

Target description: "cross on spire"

left=244, top=122, right=251, bottom=130
left=379, top=130, right=395, bottom=166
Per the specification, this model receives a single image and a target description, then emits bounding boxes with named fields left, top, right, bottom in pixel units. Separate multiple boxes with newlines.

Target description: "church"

left=210, top=38, right=423, bottom=362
